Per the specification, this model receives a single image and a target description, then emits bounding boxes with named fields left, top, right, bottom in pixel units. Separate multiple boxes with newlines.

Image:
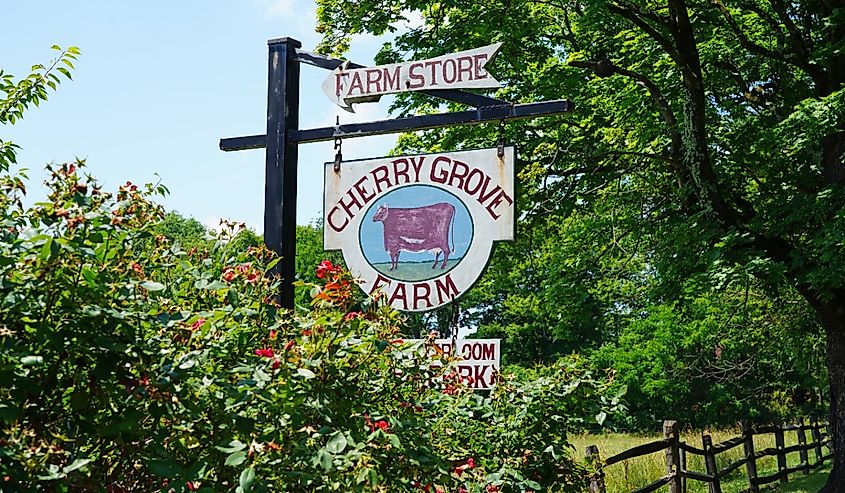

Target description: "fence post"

left=774, top=422, right=788, bottom=485
left=585, top=445, right=606, bottom=493
left=742, top=421, right=759, bottom=493
left=702, top=433, right=723, bottom=493
left=680, top=445, right=687, bottom=493
left=797, top=418, right=809, bottom=474
left=811, top=418, right=823, bottom=461
left=664, top=420, right=681, bottom=493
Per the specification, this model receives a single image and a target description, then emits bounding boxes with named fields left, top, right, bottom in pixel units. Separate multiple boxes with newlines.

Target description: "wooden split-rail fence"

left=585, top=419, right=833, bottom=493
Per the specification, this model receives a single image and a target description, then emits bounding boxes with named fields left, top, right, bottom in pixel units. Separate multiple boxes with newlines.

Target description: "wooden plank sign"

left=321, top=44, right=502, bottom=111
left=324, top=147, right=515, bottom=311
left=404, top=339, right=501, bottom=390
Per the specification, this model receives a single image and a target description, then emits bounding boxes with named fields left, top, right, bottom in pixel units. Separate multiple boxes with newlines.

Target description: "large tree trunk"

left=819, top=301, right=845, bottom=492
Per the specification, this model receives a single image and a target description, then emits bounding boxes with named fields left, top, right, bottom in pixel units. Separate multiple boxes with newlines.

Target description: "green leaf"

left=326, top=432, right=348, bottom=454
left=204, top=280, right=228, bottom=290
left=239, top=467, right=255, bottom=492
left=20, top=355, right=43, bottom=366
left=595, top=411, right=607, bottom=426
left=296, top=368, right=316, bottom=379
left=140, top=281, right=165, bottom=291
left=62, top=458, right=91, bottom=474
left=148, top=459, right=181, bottom=477
left=37, top=464, right=65, bottom=481
left=39, top=237, right=53, bottom=260
left=313, top=449, right=332, bottom=472
left=225, top=450, right=247, bottom=467
left=0, top=405, right=21, bottom=422
left=216, top=440, right=247, bottom=453
left=615, top=384, right=628, bottom=399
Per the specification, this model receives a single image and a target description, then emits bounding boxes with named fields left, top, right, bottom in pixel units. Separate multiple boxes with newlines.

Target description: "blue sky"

left=2, top=1, right=407, bottom=231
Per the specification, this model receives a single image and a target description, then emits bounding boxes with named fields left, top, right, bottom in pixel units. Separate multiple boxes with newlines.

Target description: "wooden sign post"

left=220, top=36, right=573, bottom=310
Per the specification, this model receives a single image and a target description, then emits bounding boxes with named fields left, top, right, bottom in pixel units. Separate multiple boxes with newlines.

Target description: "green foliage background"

left=312, top=0, right=841, bottom=435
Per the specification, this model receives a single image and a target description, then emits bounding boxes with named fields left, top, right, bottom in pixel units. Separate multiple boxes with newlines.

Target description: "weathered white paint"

left=324, top=147, right=515, bottom=312
left=322, top=44, right=502, bottom=111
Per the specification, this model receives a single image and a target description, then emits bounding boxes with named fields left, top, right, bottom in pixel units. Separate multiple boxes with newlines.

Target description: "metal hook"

left=333, top=116, right=342, bottom=172
left=497, top=118, right=506, bottom=158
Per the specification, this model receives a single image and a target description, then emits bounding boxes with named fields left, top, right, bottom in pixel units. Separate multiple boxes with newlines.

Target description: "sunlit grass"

left=571, top=427, right=831, bottom=493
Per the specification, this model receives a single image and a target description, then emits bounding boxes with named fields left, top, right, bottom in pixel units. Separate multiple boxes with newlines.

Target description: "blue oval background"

left=359, top=185, right=473, bottom=282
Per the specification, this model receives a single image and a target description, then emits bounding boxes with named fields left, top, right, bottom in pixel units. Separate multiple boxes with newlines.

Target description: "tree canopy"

left=315, top=0, right=845, bottom=488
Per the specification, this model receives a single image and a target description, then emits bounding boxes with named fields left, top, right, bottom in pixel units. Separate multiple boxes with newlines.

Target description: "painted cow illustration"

left=372, top=202, right=456, bottom=270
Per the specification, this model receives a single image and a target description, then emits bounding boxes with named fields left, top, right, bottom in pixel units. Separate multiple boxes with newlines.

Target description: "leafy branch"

left=0, top=45, right=80, bottom=126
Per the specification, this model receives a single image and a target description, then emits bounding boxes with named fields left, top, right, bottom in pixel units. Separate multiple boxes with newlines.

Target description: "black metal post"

left=220, top=37, right=574, bottom=313
left=265, top=37, right=301, bottom=309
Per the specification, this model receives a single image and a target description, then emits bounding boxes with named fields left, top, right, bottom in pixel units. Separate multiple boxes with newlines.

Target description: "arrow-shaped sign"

left=321, top=43, right=503, bottom=112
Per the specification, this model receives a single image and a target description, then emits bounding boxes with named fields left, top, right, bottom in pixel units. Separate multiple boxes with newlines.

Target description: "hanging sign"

left=324, top=147, right=515, bottom=311
left=404, top=339, right=501, bottom=390
left=322, top=43, right=502, bottom=111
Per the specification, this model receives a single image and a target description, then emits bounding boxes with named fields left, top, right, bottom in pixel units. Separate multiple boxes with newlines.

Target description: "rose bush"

left=0, top=162, right=619, bottom=492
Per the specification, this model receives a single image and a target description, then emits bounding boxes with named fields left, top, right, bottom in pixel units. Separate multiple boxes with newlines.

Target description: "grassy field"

left=571, top=429, right=831, bottom=493
left=371, top=259, right=461, bottom=281
left=778, top=469, right=832, bottom=493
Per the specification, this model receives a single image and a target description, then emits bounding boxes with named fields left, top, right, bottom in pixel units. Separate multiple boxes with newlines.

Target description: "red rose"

left=222, top=268, right=237, bottom=282
left=255, top=348, right=274, bottom=358
left=454, top=457, right=475, bottom=476
left=186, top=481, right=198, bottom=491
left=315, top=260, right=336, bottom=279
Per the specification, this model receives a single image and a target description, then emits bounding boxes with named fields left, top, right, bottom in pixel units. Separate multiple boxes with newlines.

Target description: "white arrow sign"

left=322, top=43, right=503, bottom=111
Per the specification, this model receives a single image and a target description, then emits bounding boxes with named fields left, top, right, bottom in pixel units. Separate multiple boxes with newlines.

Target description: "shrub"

left=0, top=163, right=615, bottom=492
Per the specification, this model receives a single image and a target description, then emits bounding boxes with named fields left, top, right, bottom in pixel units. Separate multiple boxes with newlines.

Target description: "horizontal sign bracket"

left=220, top=99, right=572, bottom=151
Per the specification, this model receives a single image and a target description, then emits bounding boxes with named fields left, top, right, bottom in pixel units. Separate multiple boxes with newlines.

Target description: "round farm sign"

left=324, top=147, right=515, bottom=311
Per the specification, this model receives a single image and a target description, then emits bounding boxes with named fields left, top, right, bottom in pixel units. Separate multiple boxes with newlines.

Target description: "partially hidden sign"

left=406, top=339, right=501, bottom=390
left=324, top=147, right=515, bottom=312
left=322, top=44, right=502, bottom=111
